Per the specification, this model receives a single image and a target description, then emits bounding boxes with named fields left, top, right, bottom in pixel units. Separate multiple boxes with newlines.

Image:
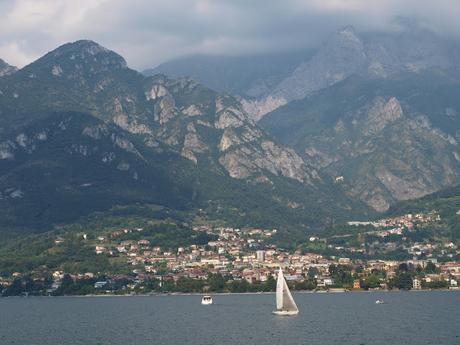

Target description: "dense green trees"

left=361, top=270, right=386, bottom=290
left=329, top=264, right=353, bottom=287
left=291, top=279, right=316, bottom=290
left=207, top=273, right=226, bottom=292
left=174, top=277, right=205, bottom=293
left=390, top=272, right=413, bottom=290
left=116, top=223, right=218, bottom=249
left=307, top=267, right=319, bottom=279
left=422, top=280, right=449, bottom=289
left=2, top=276, right=49, bottom=296
left=151, top=273, right=308, bottom=294
left=52, top=274, right=100, bottom=296
left=424, top=261, right=440, bottom=274
left=227, top=279, right=251, bottom=293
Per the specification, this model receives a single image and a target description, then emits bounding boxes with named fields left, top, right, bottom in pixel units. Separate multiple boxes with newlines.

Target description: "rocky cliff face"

left=341, top=97, right=460, bottom=211
left=262, top=73, right=460, bottom=212
left=140, top=75, right=319, bottom=185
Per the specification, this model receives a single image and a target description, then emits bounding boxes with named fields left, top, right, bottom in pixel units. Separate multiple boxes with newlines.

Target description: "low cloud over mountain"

left=2, top=0, right=460, bottom=70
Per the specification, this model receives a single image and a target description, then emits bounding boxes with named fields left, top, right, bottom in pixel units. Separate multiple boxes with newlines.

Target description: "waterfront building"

left=353, top=280, right=361, bottom=289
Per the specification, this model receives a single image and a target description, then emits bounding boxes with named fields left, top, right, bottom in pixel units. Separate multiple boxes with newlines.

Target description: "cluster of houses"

left=74, top=221, right=460, bottom=291
left=329, top=211, right=459, bottom=260
left=347, top=212, right=441, bottom=229
left=3, top=211, right=459, bottom=294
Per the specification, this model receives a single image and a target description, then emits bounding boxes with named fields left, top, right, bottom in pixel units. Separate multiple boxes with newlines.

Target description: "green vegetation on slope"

left=388, top=184, right=460, bottom=240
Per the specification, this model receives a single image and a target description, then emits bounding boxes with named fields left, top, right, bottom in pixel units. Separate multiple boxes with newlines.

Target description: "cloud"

left=1, top=0, right=460, bottom=70
left=0, top=41, right=36, bottom=67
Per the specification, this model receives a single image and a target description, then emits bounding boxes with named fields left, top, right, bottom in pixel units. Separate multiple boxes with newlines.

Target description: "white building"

left=256, top=250, right=265, bottom=263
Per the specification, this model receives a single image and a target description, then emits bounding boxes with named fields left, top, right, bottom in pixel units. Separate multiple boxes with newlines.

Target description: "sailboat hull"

left=272, top=310, right=299, bottom=316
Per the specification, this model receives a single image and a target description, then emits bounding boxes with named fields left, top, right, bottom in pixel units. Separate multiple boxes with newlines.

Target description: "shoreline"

left=4, top=288, right=459, bottom=298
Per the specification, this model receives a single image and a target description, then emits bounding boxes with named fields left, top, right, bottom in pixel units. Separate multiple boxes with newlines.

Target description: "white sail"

left=282, top=277, right=298, bottom=312
left=276, top=268, right=284, bottom=310
left=273, top=267, right=299, bottom=315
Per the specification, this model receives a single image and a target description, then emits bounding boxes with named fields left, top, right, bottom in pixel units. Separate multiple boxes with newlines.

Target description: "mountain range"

left=3, top=22, right=460, bottom=237
left=149, top=24, right=460, bottom=213
left=0, top=40, right=367, bottom=234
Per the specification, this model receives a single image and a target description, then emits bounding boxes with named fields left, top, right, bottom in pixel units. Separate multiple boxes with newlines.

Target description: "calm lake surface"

left=0, top=291, right=459, bottom=345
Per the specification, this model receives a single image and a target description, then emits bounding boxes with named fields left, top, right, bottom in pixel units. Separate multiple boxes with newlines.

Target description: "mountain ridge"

left=244, top=25, right=460, bottom=119
left=143, top=50, right=313, bottom=98
left=0, top=40, right=370, bottom=233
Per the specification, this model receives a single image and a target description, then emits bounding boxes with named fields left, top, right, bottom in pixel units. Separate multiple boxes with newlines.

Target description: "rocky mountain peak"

left=67, top=40, right=110, bottom=55
left=336, top=25, right=362, bottom=44
left=22, top=40, right=128, bottom=78
left=314, top=25, right=366, bottom=64
left=242, top=25, right=367, bottom=120
left=53, top=40, right=126, bottom=65
left=0, top=58, right=18, bottom=77
left=338, top=25, right=356, bottom=34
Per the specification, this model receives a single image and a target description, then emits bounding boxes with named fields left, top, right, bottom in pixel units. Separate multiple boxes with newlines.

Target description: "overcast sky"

left=1, top=0, right=460, bottom=70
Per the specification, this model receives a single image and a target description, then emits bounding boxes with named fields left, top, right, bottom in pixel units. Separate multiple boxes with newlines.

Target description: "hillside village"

left=1, top=211, right=459, bottom=296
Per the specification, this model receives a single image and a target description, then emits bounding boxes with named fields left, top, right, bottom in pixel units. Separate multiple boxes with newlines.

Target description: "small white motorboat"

left=201, top=295, right=213, bottom=305
left=375, top=299, right=385, bottom=304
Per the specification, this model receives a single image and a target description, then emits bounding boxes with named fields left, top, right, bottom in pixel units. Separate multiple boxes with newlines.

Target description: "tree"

left=227, top=279, right=249, bottom=293
left=175, top=277, right=204, bottom=293
left=424, top=261, right=439, bottom=274
left=207, top=273, right=225, bottom=292
left=361, top=274, right=380, bottom=289
left=293, top=279, right=316, bottom=291
left=264, top=275, right=276, bottom=292
left=329, top=265, right=353, bottom=287
left=3, top=278, right=24, bottom=296
left=398, top=263, right=409, bottom=272
left=307, top=267, right=319, bottom=279
left=392, top=272, right=412, bottom=290
left=61, top=274, right=74, bottom=290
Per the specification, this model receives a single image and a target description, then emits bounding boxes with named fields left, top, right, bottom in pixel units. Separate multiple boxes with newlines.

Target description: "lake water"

left=0, top=291, right=459, bottom=345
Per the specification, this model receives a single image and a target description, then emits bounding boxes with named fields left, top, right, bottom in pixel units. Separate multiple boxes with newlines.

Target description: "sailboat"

left=272, top=267, right=299, bottom=316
